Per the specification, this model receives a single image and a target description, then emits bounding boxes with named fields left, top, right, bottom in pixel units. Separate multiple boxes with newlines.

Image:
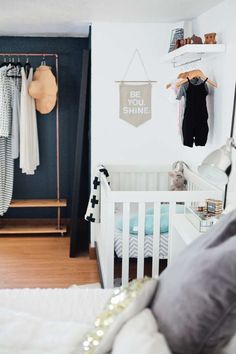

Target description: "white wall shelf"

left=161, top=44, right=225, bottom=67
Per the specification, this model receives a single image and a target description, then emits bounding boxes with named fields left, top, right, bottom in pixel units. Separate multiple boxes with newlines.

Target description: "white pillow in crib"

left=111, top=308, right=171, bottom=354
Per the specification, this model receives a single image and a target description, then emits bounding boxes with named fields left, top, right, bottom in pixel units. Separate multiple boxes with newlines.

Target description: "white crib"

left=95, top=165, right=223, bottom=288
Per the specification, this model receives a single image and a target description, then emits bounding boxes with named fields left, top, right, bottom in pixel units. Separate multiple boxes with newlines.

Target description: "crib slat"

left=131, top=173, right=136, bottom=191
left=156, top=173, right=159, bottom=190
left=152, top=202, right=161, bottom=278
left=168, top=202, right=176, bottom=264
left=141, top=173, right=146, bottom=190
left=137, top=202, right=145, bottom=279
left=106, top=202, right=115, bottom=288
left=122, top=203, right=130, bottom=285
left=119, top=173, right=122, bottom=190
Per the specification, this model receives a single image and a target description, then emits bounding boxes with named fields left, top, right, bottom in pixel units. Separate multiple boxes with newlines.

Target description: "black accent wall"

left=0, top=36, right=89, bottom=220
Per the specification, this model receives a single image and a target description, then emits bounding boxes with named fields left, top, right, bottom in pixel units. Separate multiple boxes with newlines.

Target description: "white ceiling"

left=0, top=0, right=225, bottom=37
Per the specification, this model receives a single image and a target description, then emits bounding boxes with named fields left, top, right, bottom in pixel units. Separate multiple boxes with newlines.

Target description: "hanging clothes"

left=0, top=66, right=14, bottom=216
left=8, top=65, right=21, bottom=159
left=10, top=66, right=21, bottom=159
left=0, top=66, right=12, bottom=137
left=167, top=80, right=185, bottom=138
left=176, top=77, right=209, bottom=148
left=20, top=67, right=39, bottom=175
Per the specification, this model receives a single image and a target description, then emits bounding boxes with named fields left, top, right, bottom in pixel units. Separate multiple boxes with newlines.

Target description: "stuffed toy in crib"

left=169, top=170, right=187, bottom=191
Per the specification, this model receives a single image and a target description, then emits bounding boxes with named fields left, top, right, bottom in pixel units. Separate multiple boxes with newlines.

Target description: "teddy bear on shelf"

left=169, top=170, right=187, bottom=191
left=204, top=32, right=217, bottom=44
left=191, top=35, right=203, bottom=44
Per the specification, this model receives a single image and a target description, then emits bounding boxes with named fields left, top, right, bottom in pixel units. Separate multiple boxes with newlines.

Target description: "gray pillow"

left=151, top=210, right=236, bottom=354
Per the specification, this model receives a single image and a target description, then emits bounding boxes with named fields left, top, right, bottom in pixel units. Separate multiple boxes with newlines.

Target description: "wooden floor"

left=0, top=237, right=100, bottom=289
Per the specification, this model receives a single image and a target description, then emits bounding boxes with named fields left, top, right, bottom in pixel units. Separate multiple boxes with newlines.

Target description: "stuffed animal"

left=204, top=33, right=217, bottom=44
left=184, top=37, right=192, bottom=45
left=175, top=39, right=184, bottom=49
left=191, top=35, right=203, bottom=44
left=169, top=170, right=187, bottom=191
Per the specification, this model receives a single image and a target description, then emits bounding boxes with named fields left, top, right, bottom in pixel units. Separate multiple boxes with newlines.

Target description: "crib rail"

left=101, top=189, right=222, bottom=203
left=105, top=165, right=222, bottom=193
left=107, top=165, right=171, bottom=191
left=97, top=166, right=224, bottom=288
left=184, top=166, right=221, bottom=192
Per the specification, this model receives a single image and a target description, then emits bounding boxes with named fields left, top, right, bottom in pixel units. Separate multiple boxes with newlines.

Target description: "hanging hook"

left=41, top=54, right=46, bottom=66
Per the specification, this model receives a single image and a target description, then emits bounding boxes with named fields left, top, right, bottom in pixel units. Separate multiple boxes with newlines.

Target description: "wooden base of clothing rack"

left=0, top=224, right=67, bottom=235
left=9, top=199, right=67, bottom=208
left=0, top=52, right=67, bottom=236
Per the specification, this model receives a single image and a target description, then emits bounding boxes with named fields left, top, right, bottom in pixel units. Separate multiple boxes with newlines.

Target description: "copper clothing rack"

left=0, top=53, right=67, bottom=236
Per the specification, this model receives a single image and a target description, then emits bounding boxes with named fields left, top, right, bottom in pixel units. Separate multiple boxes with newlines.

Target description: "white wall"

left=193, top=0, right=236, bottom=204
left=91, top=1, right=236, bottom=242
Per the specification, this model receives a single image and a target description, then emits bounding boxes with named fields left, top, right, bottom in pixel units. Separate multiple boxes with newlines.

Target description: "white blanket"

left=0, top=287, right=233, bottom=354
left=0, top=288, right=114, bottom=354
left=0, top=288, right=113, bottom=324
left=0, top=306, right=89, bottom=354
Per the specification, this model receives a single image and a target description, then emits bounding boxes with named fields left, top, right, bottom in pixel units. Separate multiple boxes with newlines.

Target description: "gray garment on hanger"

left=0, top=66, right=14, bottom=216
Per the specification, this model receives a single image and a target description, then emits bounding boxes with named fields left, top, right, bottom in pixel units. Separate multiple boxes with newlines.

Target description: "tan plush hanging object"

left=28, top=65, right=58, bottom=114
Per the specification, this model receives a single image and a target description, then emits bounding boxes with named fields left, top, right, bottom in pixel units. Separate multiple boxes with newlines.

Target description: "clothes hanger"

left=6, top=57, right=22, bottom=78
left=16, top=57, right=22, bottom=69
left=177, top=72, right=188, bottom=79
left=13, top=57, right=23, bottom=78
left=6, top=56, right=13, bottom=70
left=41, top=55, right=47, bottom=66
left=6, top=57, right=17, bottom=77
left=166, top=69, right=217, bottom=89
left=0, top=57, right=7, bottom=67
left=176, top=69, right=218, bottom=88
left=166, top=83, right=172, bottom=89
left=166, top=72, right=188, bottom=89
left=24, top=56, right=31, bottom=78
left=16, top=57, right=22, bottom=77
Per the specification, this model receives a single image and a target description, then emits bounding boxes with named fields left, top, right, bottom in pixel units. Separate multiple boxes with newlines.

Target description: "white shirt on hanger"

left=20, top=67, right=39, bottom=175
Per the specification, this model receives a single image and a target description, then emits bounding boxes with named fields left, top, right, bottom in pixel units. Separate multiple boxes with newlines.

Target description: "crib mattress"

left=114, top=230, right=168, bottom=259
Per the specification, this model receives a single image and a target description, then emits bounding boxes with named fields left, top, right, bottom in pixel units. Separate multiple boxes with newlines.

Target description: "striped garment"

left=0, top=66, right=14, bottom=216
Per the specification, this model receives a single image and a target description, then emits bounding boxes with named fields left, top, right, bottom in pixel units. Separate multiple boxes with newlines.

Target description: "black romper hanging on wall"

left=180, top=77, right=209, bottom=148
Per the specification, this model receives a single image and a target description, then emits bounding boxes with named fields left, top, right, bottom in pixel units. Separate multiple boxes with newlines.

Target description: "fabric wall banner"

left=119, top=83, right=152, bottom=127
